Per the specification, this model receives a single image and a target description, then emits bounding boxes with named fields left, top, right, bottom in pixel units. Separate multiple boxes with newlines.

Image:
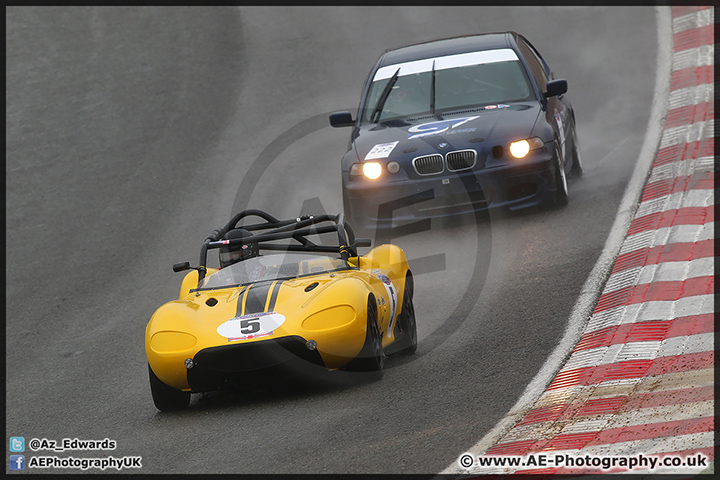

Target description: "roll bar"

left=190, top=210, right=370, bottom=283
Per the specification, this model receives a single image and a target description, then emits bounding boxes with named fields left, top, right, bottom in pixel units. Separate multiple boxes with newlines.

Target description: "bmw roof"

left=377, top=32, right=520, bottom=67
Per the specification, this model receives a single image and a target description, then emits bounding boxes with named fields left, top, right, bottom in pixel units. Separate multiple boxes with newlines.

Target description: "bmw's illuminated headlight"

left=349, top=162, right=381, bottom=179
left=509, top=137, right=544, bottom=158
left=349, top=161, right=398, bottom=179
left=362, top=162, right=383, bottom=179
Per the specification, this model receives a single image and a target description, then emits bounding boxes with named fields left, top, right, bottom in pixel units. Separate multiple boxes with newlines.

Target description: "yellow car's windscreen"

left=199, top=253, right=347, bottom=289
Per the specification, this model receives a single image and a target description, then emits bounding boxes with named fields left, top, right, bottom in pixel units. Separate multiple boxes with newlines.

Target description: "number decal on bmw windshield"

left=217, top=312, right=286, bottom=342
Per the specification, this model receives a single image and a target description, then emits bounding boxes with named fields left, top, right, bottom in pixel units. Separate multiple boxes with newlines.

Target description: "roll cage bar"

left=174, top=210, right=371, bottom=284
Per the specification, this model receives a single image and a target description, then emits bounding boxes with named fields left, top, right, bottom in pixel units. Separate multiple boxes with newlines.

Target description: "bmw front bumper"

left=344, top=156, right=558, bottom=230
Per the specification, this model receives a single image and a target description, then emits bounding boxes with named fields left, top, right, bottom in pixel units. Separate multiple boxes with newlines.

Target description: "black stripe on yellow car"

left=267, top=280, right=284, bottom=311
left=234, top=285, right=249, bottom=317
left=235, top=280, right=285, bottom=317
left=243, top=282, right=273, bottom=315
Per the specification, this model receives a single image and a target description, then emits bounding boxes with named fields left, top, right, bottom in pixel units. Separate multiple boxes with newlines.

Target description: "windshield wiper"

left=370, top=68, right=400, bottom=124
left=430, top=60, right=441, bottom=119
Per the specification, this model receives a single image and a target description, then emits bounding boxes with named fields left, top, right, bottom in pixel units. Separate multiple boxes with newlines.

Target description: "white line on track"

left=619, top=222, right=714, bottom=255
left=635, top=189, right=714, bottom=218
left=668, top=83, right=713, bottom=109
left=633, top=257, right=714, bottom=284
left=561, top=331, right=714, bottom=370
left=586, top=294, right=714, bottom=331
left=671, top=44, right=714, bottom=70
left=541, top=431, right=714, bottom=460
left=532, top=367, right=714, bottom=409
left=500, top=399, right=713, bottom=444
left=660, top=119, right=715, bottom=148
left=647, top=157, right=715, bottom=183
left=673, top=8, right=714, bottom=33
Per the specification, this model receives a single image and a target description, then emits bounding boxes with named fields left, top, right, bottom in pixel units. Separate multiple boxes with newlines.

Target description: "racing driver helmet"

left=219, top=228, right=259, bottom=268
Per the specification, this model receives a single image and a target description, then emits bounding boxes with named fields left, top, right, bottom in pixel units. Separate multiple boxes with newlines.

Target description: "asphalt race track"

left=6, top=7, right=659, bottom=474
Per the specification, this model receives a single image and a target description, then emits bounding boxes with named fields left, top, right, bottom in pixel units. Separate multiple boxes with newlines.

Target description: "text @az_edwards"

left=27, top=437, right=116, bottom=452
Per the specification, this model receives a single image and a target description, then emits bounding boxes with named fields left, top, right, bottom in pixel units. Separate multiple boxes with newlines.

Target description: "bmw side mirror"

left=545, top=79, right=568, bottom=98
left=173, top=262, right=191, bottom=273
left=329, top=111, right=355, bottom=128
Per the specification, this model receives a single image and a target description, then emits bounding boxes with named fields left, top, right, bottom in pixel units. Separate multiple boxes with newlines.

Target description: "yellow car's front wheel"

left=148, top=364, right=190, bottom=411
left=344, top=296, right=384, bottom=375
left=395, top=272, right=417, bottom=355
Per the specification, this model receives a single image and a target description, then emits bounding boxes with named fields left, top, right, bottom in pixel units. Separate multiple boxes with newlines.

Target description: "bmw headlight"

left=349, top=161, right=401, bottom=179
left=509, top=137, right=544, bottom=158
left=349, top=162, right=384, bottom=179
left=349, top=163, right=363, bottom=176
left=362, top=162, right=382, bottom=179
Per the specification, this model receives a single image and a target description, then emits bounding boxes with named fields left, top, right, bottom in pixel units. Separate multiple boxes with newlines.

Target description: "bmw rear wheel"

left=148, top=364, right=191, bottom=411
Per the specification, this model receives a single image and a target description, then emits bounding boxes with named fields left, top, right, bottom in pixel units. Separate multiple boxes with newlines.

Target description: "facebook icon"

left=10, top=455, right=25, bottom=470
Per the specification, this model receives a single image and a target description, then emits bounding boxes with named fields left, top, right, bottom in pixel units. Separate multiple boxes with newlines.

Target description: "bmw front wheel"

left=553, top=144, right=569, bottom=207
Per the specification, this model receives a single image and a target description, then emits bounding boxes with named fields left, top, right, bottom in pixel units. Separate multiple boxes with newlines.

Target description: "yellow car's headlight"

left=509, top=137, right=544, bottom=158
left=302, top=305, right=356, bottom=331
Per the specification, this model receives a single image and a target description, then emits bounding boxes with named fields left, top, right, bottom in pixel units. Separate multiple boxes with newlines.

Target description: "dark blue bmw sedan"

left=330, top=31, right=583, bottom=231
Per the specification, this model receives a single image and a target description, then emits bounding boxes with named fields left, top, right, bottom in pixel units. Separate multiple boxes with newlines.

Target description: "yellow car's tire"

left=395, top=273, right=417, bottom=355
left=346, top=296, right=384, bottom=374
left=148, top=364, right=190, bottom=411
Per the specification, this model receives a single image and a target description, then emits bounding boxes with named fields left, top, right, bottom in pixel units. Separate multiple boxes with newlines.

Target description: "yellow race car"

left=145, top=209, right=416, bottom=410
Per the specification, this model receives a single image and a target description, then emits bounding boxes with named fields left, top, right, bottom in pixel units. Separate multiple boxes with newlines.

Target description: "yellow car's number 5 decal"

left=240, top=318, right=261, bottom=334
left=217, top=312, right=286, bottom=342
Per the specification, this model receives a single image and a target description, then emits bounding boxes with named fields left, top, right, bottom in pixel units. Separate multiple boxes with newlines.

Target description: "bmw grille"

left=412, top=154, right=444, bottom=175
left=446, top=149, right=477, bottom=171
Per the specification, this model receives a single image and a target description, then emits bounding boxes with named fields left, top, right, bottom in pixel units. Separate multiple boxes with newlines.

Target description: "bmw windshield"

left=362, top=48, right=534, bottom=124
left=199, top=253, right=349, bottom=290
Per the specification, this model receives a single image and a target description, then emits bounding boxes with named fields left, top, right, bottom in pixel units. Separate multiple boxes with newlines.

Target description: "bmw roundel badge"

left=438, top=142, right=449, bottom=149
